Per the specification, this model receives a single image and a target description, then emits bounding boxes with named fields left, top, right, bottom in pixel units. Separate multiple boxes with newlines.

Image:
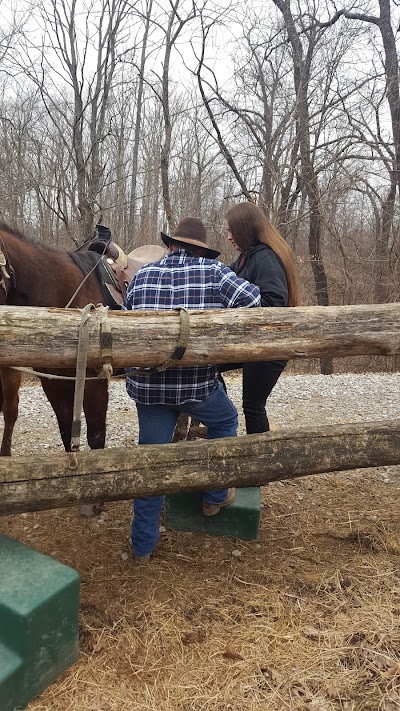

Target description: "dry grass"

left=2, top=470, right=400, bottom=711
left=1, top=375, right=400, bottom=710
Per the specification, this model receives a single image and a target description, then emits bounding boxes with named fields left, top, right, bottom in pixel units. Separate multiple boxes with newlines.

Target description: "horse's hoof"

left=79, top=502, right=105, bottom=517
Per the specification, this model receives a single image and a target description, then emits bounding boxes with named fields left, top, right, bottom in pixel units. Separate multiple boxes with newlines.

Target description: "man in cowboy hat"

left=123, top=217, right=261, bottom=563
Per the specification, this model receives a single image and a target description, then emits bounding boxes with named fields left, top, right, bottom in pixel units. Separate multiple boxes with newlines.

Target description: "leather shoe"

left=129, top=537, right=152, bottom=564
left=135, top=554, right=151, bottom=564
left=203, top=488, right=235, bottom=516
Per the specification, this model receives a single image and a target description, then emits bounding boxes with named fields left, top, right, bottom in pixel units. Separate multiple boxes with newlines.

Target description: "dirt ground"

left=1, top=373, right=400, bottom=711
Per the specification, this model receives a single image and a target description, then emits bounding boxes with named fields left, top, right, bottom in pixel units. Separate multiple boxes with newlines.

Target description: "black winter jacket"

left=218, top=242, right=288, bottom=371
left=231, top=243, right=288, bottom=308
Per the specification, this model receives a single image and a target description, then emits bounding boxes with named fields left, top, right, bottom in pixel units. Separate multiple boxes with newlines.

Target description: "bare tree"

left=315, top=0, right=400, bottom=200
left=153, top=0, right=198, bottom=231
left=195, top=12, right=256, bottom=205
left=136, top=101, right=163, bottom=243
left=127, top=0, right=154, bottom=242
left=272, top=0, right=334, bottom=372
left=0, top=0, right=24, bottom=66
left=12, top=0, right=133, bottom=241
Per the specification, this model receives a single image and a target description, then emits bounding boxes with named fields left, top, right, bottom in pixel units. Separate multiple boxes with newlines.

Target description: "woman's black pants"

left=218, top=360, right=285, bottom=434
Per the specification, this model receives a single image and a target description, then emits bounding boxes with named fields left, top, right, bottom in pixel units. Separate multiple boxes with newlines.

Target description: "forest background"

left=0, top=0, right=399, bottom=374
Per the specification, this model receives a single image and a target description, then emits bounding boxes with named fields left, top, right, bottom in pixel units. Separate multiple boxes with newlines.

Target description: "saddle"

left=89, top=239, right=166, bottom=309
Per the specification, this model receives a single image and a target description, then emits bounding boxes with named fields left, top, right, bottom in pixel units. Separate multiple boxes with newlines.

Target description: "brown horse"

left=0, top=222, right=111, bottom=457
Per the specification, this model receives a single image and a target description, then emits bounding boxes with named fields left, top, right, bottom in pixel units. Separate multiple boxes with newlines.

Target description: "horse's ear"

left=96, top=224, right=111, bottom=242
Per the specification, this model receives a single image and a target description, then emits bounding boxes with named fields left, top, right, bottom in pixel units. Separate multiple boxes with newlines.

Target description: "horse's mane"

left=70, top=250, right=100, bottom=277
left=0, top=221, right=66, bottom=254
left=0, top=221, right=99, bottom=277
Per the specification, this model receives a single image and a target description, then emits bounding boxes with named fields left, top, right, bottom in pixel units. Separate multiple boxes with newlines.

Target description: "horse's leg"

left=83, top=379, right=108, bottom=450
left=172, top=412, right=190, bottom=442
left=39, top=377, right=75, bottom=452
left=40, top=376, right=108, bottom=517
left=0, top=367, right=22, bottom=456
left=173, top=413, right=200, bottom=442
left=78, top=379, right=108, bottom=516
left=40, top=377, right=108, bottom=451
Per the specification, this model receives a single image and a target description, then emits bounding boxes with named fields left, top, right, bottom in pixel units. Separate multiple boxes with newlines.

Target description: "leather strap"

left=70, top=303, right=92, bottom=452
left=154, top=307, right=190, bottom=372
left=132, top=307, right=190, bottom=375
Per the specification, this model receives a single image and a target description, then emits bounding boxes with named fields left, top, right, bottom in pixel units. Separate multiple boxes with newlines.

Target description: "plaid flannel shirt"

left=123, top=250, right=261, bottom=405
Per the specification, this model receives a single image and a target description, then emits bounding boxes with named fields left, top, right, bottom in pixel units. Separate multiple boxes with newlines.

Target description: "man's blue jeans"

left=131, top=382, right=238, bottom=557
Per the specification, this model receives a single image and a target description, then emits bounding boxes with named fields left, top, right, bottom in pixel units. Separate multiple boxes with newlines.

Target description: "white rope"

left=10, top=366, right=112, bottom=381
left=9, top=303, right=126, bottom=382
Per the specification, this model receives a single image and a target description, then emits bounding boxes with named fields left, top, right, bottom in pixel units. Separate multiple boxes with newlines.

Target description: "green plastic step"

left=165, top=487, right=260, bottom=540
left=0, top=534, right=80, bottom=711
left=0, top=642, right=23, bottom=710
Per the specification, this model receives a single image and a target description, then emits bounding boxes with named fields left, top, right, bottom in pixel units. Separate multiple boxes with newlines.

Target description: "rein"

left=65, top=249, right=106, bottom=308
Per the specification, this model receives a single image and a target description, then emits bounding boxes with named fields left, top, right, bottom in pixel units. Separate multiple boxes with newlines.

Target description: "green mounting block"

left=0, top=534, right=80, bottom=711
left=165, top=487, right=260, bottom=540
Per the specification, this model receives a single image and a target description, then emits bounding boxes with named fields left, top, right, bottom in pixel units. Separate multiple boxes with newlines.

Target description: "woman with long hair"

left=222, top=202, right=299, bottom=434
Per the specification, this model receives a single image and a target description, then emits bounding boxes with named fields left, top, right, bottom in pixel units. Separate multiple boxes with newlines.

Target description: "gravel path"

left=10, top=371, right=400, bottom=455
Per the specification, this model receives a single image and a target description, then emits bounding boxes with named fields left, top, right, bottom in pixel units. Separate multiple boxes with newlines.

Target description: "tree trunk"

left=378, top=0, right=400, bottom=198
left=320, top=1, right=400, bottom=198
left=273, top=0, right=332, bottom=374
left=375, top=169, right=396, bottom=303
left=1, top=421, right=399, bottom=515
left=160, top=3, right=179, bottom=231
left=128, top=0, right=153, bottom=246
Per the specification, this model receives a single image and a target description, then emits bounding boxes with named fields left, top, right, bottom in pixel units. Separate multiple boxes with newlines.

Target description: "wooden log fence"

left=0, top=302, right=399, bottom=369
left=1, top=421, right=399, bottom=515
left=0, top=303, right=399, bottom=516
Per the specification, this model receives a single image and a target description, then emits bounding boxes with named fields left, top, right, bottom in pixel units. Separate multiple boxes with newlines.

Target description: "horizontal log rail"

left=1, top=421, right=399, bottom=515
left=0, top=302, right=399, bottom=369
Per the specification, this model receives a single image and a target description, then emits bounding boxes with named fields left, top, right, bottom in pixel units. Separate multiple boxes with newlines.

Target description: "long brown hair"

left=225, top=202, right=300, bottom=307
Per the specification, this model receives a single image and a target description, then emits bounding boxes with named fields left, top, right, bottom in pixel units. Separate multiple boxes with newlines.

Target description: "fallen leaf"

left=223, top=645, right=244, bottom=661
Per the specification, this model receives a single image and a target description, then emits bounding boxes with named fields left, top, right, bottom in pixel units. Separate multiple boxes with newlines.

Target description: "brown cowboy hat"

left=161, top=217, right=221, bottom=259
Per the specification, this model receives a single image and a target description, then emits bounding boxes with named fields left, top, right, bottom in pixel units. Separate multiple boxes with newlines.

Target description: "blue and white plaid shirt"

left=123, top=250, right=261, bottom=405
